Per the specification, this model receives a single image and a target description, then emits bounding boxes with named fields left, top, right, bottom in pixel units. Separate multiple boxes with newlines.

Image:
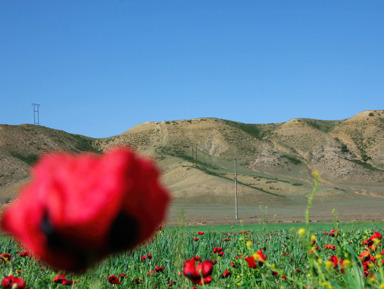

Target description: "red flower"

left=0, top=253, right=12, bottom=264
left=213, top=247, right=223, bottom=253
left=142, top=253, right=152, bottom=260
left=183, top=258, right=213, bottom=285
left=107, top=275, right=121, bottom=285
left=119, top=273, right=128, bottom=279
left=324, top=244, right=336, bottom=250
left=230, top=262, right=238, bottom=268
left=52, top=275, right=67, bottom=283
left=199, top=276, right=213, bottom=286
left=362, top=232, right=382, bottom=250
left=1, top=276, right=26, bottom=289
left=328, top=255, right=347, bottom=274
left=221, top=269, right=232, bottom=278
left=132, top=278, right=143, bottom=285
left=197, top=231, right=204, bottom=235
left=359, top=251, right=371, bottom=263
left=19, top=252, right=29, bottom=257
left=0, top=147, right=170, bottom=272
left=193, top=237, right=199, bottom=241
left=62, top=280, right=74, bottom=286
left=245, top=250, right=267, bottom=268
left=329, top=255, right=339, bottom=268
left=155, top=265, right=164, bottom=272
left=328, top=230, right=338, bottom=237
left=373, top=231, right=382, bottom=240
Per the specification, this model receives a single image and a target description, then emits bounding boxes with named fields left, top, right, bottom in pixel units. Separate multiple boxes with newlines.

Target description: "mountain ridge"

left=1, top=110, right=383, bottom=223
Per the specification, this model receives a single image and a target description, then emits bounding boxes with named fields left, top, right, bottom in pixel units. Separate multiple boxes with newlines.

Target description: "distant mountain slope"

left=1, top=110, right=383, bottom=207
left=0, top=124, right=99, bottom=203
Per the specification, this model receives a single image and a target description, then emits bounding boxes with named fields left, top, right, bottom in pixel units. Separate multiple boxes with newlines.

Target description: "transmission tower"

left=32, top=103, right=40, bottom=125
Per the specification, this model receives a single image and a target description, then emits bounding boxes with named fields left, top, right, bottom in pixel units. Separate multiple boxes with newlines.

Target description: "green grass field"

left=1, top=220, right=383, bottom=288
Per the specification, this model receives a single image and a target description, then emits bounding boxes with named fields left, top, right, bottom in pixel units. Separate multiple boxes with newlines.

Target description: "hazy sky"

left=1, top=1, right=383, bottom=138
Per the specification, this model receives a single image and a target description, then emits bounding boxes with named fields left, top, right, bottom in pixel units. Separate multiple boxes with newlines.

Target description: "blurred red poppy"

left=200, top=276, right=213, bottom=285
left=213, top=247, right=223, bottom=254
left=328, top=230, right=339, bottom=237
left=183, top=258, right=213, bottom=285
left=329, top=255, right=346, bottom=274
left=52, top=275, right=67, bottom=283
left=0, top=253, right=12, bottom=265
left=107, top=275, right=121, bottom=285
left=62, top=280, right=74, bottom=286
left=230, top=262, right=238, bottom=268
left=1, top=276, right=26, bottom=289
left=324, top=244, right=336, bottom=251
left=119, top=273, right=128, bottom=279
left=19, top=252, right=29, bottom=257
left=1, top=147, right=170, bottom=272
left=221, top=269, right=232, bottom=278
left=245, top=250, right=267, bottom=269
left=132, top=278, right=143, bottom=285
left=155, top=265, right=164, bottom=272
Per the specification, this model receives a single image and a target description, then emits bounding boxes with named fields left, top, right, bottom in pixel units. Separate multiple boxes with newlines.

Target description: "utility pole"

left=234, top=158, right=238, bottom=220
left=195, top=147, right=197, bottom=167
left=192, top=146, right=194, bottom=166
left=32, top=103, right=40, bottom=125
left=192, top=145, right=197, bottom=167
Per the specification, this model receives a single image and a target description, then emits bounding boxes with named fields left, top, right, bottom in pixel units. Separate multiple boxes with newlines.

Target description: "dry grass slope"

left=1, top=110, right=384, bottom=224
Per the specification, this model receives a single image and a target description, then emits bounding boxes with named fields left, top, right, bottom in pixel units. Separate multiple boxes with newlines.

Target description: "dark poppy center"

left=108, top=212, right=139, bottom=252
left=40, top=210, right=139, bottom=271
left=40, top=211, right=97, bottom=271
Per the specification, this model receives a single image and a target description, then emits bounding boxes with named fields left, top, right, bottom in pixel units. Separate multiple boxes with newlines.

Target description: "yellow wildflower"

left=326, top=261, right=333, bottom=270
left=298, top=228, right=305, bottom=236
left=343, top=260, right=351, bottom=268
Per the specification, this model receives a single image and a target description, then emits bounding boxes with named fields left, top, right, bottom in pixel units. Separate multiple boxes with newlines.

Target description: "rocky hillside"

left=1, top=110, right=384, bottom=207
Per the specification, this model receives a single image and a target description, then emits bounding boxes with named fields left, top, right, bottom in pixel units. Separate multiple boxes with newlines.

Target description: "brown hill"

left=1, top=110, right=384, bottom=224
left=0, top=124, right=99, bottom=203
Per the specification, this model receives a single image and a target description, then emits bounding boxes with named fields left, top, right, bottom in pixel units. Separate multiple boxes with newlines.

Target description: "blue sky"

left=1, top=1, right=383, bottom=138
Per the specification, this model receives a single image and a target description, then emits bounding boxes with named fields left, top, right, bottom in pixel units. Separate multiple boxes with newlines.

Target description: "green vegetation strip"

left=1, top=221, right=384, bottom=288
